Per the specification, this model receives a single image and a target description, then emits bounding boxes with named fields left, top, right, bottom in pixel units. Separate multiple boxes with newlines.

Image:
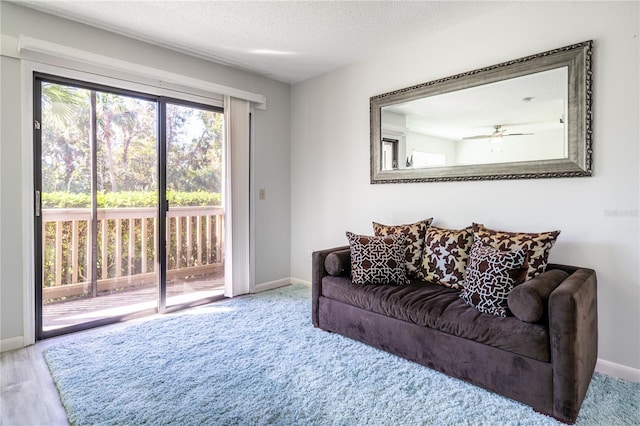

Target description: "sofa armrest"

left=548, top=268, right=598, bottom=423
left=312, top=246, right=349, bottom=327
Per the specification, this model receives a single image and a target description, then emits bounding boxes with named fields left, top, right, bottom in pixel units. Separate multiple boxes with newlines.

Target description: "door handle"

left=35, top=190, right=41, bottom=217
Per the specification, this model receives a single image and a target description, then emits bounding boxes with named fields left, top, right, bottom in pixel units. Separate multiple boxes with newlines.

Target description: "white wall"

left=291, top=0, right=639, bottom=374
left=406, top=132, right=457, bottom=166
left=0, top=3, right=291, bottom=346
left=0, top=53, right=23, bottom=347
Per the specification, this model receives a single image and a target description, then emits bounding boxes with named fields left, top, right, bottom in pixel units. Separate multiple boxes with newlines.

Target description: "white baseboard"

left=253, top=278, right=292, bottom=293
left=596, top=358, right=640, bottom=383
left=253, top=277, right=311, bottom=293
left=290, top=277, right=311, bottom=287
left=0, top=336, right=24, bottom=353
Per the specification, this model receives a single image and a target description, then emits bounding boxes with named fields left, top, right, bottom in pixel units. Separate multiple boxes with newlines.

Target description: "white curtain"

left=224, top=96, right=251, bottom=297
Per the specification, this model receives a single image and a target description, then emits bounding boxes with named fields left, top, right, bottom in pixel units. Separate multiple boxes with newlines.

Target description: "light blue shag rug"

left=44, top=284, right=639, bottom=426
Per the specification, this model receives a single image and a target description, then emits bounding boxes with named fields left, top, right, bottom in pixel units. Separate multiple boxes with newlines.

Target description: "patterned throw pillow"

left=419, top=226, right=474, bottom=289
left=460, top=241, right=527, bottom=317
left=373, top=218, right=433, bottom=279
left=473, top=223, right=560, bottom=281
left=346, top=231, right=410, bottom=286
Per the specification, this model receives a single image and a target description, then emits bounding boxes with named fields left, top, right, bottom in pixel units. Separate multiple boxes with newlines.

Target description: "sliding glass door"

left=34, top=74, right=225, bottom=339
left=164, top=102, right=226, bottom=309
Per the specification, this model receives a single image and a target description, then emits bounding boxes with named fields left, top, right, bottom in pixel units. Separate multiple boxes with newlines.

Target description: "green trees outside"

left=41, top=82, right=224, bottom=201
left=167, top=102, right=224, bottom=196
left=40, top=81, right=224, bottom=294
left=41, top=83, right=91, bottom=195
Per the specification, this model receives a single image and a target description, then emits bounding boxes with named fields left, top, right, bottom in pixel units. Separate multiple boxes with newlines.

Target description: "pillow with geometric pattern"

left=472, top=223, right=560, bottom=281
left=459, top=241, right=527, bottom=317
left=346, top=231, right=410, bottom=286
left=418, top=225, right=474, bottom=289
left=373, top=218, right=433, bottom=279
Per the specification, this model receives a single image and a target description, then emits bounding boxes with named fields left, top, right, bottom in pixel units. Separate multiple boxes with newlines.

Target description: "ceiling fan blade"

left=462, top=124, right=505, bottom=140
left=462, top=125, right=535, bottom=141
left=462, top=134, right=492, bottom=140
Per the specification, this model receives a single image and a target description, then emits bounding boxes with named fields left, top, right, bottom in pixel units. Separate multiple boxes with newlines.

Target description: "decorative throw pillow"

left=373, top=218, right=433, bottom=278
left=473, top=223, right=560, bottom=281
left=346, top=231, right=410, bottom=285
left=460, top=241, right=527, bottom=317
left=419, top=225, right=474, bottom=289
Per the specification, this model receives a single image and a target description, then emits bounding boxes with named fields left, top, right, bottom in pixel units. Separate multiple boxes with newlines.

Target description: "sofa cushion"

left=459, top=241, right=528, bottom=317
left=346, top=232, right=410, bottom=285
left=508, top=269, right=570, bottom=323
left=419, top=225, right=474, bottom=289
left=321, top=275, right=550, bottom=362
left=373, top=218, right=432, bottom=278
left=324, top=249, right=351, bottom=276
left=473, top=223, right=560, bottom=281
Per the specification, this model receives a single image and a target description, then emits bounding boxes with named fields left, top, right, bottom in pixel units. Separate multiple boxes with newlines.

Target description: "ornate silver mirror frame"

left=370, top=40, right=593, bottom=183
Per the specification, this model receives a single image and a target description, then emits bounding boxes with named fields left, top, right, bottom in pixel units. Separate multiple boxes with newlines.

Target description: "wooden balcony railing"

left=42, top=206, right=224, bottom=301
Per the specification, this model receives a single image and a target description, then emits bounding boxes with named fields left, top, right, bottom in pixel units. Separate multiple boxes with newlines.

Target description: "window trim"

left=17, top=35, right=265, bottom=109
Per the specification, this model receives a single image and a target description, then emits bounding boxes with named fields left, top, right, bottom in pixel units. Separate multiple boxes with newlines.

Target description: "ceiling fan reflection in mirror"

left=462, top=125, right=533, bottom=143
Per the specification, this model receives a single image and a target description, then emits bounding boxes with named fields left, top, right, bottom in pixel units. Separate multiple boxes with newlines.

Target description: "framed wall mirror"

left=370, top=40, right=593, bottom=183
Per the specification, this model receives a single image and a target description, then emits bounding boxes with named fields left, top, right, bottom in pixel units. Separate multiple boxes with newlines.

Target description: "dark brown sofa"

left=312, top=246, right=598, bottom=424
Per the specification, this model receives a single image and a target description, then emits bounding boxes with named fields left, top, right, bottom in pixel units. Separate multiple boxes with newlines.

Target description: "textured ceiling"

left=17, top=0, right=513, bottom=84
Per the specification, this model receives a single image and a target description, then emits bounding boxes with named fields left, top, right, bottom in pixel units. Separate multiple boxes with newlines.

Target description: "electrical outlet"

left=259, top=188, right=266, bottom=200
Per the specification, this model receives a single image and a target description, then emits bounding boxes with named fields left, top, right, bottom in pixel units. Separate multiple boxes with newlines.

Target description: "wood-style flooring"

left=1, top=335, right=71, bottom=426
left=1, top=282, right=225, bottom=426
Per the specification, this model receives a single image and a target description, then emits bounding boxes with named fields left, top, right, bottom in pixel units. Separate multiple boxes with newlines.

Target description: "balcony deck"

left=43, top=273, right=225, bottom=330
